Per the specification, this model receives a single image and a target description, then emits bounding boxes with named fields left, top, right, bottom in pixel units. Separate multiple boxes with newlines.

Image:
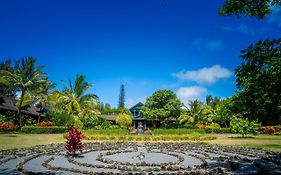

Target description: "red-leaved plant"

left=65, top=127, right=84, bottom=156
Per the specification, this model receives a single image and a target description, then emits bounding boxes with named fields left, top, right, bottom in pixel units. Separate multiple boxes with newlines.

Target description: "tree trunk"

left=37, top=106, right=43, bottom=124
left=18, top=90, right=25, bottom=128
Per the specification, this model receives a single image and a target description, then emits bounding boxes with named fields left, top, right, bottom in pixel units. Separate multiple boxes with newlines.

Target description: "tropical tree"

left=219, top=0, right=281, bottom=19
left=0, top=57, right=47, bottom=127
left=0, top=59, right=18, bottom=97
left=178, top=100, right=213, bottom=128
left=140, top=90, right=182, bottom=127
left=234, top=39, right=281, bottom=125
left=52, top=75, right=99, bottom=120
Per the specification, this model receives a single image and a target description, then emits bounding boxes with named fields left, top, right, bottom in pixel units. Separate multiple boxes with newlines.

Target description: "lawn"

left=0, top=133, right=280, bottom=152
left=204, top=134, right=281, bottom=152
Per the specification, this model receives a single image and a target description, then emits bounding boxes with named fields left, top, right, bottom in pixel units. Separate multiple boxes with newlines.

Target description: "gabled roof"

left=0, top=95, right=45, bottom=117
left=129, top=102, right=144, bottom=111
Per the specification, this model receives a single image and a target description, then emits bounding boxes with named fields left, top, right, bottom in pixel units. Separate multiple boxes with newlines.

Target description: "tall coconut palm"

left=53, top=75, right=99, bottom=120
left=0, top=57, right=47, bottom=127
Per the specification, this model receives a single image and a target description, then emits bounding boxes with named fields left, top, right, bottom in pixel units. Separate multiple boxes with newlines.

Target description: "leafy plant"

left=66, top=116, right=83, bottom=130
left=230, top=116, right=261, bottom=137
left=65, top=127, right=84, bottom=156
left=21, top=126, right=67, bottom=133
left=205, top=123, right=221, bottom=133
left=0, top=122, right=19, bottom=131
left=116, top=114, right=132, bottom=129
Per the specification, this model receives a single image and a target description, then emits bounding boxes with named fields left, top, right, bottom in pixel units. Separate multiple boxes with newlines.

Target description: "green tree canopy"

left=116, top=113, right=132, bottom=129
left=234, top=39, right=281, bottom=125
left=52, top=74, right=100, bottom=119
left=0, top=59, right=17, bottom=97
left=219, top=0, right=281, bottom=19
left=0, top=57, right=47, bottom=127
left=140, top=90, right=182, bottom=126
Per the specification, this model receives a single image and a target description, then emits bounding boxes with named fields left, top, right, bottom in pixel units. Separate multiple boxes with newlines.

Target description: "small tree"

left=230, top=116, right=260, bottom=137
left=65, top=127, right=84, bottom=156
left=116, top=113, right=132, bottom=129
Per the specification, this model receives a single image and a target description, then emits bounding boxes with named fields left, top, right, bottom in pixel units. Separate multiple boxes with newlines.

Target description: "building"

left=0, top=95, right=45, bottom=118
left=129, top=102, right=148, bottom=129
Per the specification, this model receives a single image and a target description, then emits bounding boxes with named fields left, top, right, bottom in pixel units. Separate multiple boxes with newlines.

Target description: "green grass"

left=0, top=131, right=280, bottom=152
left=0, top=133, right=64, bottom=150
left=244, top=144, right=281, bottom=150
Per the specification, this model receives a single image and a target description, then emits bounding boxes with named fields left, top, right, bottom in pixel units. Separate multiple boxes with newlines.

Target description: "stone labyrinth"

left=0, top=142, right=281, bottom=175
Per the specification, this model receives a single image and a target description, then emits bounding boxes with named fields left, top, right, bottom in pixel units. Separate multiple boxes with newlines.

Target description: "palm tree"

left=26, top=80, right=55, bottom=123
left=53, top=74, right=99, bottom=120
left=0, top=57, right=47, bottom=127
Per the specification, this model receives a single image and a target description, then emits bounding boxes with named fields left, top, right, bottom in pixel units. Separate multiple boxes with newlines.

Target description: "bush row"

left=84, top=134, right=217, bottom=142
left=83, top=129, right=128, bottom=136
left=260, top=126, right=281, bottom=134
left=21, top=126, right=67, bottom=134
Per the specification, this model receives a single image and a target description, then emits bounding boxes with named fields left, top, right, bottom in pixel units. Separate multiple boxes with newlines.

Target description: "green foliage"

left=65, top=116, right=83, bottom=130
left=0, top=58, right=17, bottom=97
left=51, top=74, right=100, bottom=118
left=273, top=132, right=281, bottom=135
left=0, top=57, right=47, bottom=127
left=116, top=114, right=132, bottom=128
left=153, top=129, right=205, bottom=135
left=219, top=0, right=280, bottom=19
left=102, top=107, right=131, bottom=115
left=140, top=90, right=182, bottom=126
left=212, top=98, right=235, bottom=127
left=235, top=39, right=281, bottom=125
left=21, top=126, right=67, bottom=133
left=83, top=129, right=128, bottom=136
left=205, top=123, right=221, bottom=133
left=0, top=114, right=6, bottom=123
left=118, top=84, right=125, bottom=108
left=230, top=116, right=261, bottom=137
left=81, top=115, right=107, bottom=129
left=48, top=112, right=68, bottom=126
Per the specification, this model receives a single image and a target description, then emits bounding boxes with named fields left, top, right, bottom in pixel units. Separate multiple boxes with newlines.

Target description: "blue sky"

left=0, top=0, right=280, bottom=107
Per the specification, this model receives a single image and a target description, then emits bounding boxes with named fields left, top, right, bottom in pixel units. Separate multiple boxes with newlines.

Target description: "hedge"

left=83, top=129, right=128, bottom=136
left=154, top=129, right=206, bottom=135
left=21, top=126, right=67, bottom=134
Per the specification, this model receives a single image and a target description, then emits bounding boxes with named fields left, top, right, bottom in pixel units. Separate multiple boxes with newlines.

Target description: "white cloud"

left=172, top=65, right=232, bottom=85
left=125, top=96, right=146, bottom=108
left=176, top=86, right=207, bottom=106
left=221, top=24, right=263, bottom=35
left=193, top=38, right=224, bottom=51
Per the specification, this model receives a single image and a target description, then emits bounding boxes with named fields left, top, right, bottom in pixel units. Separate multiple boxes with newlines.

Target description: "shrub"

left=81, top=115, right=107, bottom=129
left=35, top=121, right=55, bottom=127
left=21, top=126, right=67, bottom=133
left=205, top=123, right=221, bottom=133
left=116, top=114, right=132, bottom=129
left=0, top=122, right=19, bottom=131
left=48, top=112, right=68, bottom=126
left=260, top=126, right=281, bottom=134
left=65, top=127, right=84, bottom=156
left=230, top=116, right=261, bottom=137
left=154, top=129, right=205, bottom=135
left=195, top=123, right=207, bottom=129
left=66, top=117, right=83, bottom=130
left=273, top=131, right=281, bottom=135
